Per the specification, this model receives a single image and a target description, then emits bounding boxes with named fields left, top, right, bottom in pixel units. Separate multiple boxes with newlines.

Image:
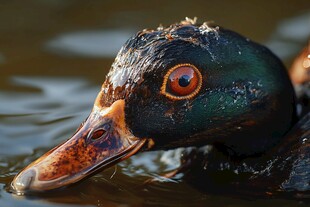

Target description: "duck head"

left=11, top=19, right=296, bottom=193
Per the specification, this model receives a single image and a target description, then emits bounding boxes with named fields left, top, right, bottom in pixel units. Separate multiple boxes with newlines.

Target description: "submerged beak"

left=11, top=99, right=147, bottom=193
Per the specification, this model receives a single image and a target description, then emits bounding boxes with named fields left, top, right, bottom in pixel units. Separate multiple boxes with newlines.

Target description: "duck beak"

left=11, top=99, right=147, bottom=194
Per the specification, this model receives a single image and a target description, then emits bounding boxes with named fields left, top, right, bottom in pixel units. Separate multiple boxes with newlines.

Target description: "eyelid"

left=160, top=63, right=203, bottom=100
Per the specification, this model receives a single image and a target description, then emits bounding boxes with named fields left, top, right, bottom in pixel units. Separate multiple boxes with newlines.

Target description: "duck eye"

left=161, top=64, right=202, bottom=100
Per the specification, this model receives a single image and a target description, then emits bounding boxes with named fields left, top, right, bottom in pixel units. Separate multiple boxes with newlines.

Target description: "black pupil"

left=178, top=75, right=191, bottom=87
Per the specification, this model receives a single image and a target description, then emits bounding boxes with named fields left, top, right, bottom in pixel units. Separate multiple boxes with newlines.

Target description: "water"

left=0, top=1, right=309, bottom=206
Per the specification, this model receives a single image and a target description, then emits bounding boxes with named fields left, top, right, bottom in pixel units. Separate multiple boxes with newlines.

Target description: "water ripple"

left=45, top=29, right=135, bottom=58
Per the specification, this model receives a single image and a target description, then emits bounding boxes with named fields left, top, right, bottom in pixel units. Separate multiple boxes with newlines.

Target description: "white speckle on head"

left=108, top=65, right=131, bottom=88
left=157, top=24, right=164, bottom=31
left=302, top=138, right=308, bottom=144
left=107, top=47, right=142, bottom=90
left=180, top=17, right=198, bottom=25
left=199, top=21, right=219, bottom=35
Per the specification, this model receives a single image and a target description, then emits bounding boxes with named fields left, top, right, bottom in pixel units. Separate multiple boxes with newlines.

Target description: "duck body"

left=182, top=112, right=310, bottom=195
left=11, top=19, right=309, bottom=195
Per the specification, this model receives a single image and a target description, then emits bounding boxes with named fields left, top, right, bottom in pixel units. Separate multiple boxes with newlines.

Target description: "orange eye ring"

left=161, top=63, right=203, bottom=100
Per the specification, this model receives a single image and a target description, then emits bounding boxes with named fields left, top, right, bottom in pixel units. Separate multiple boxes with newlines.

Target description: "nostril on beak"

left=87, top=123, right=111, bottom=142
left=11, top=168, right=36, bottom=194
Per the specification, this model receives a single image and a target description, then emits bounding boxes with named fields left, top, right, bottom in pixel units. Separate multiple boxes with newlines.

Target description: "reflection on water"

left=45, top=30, right=135, bottom=58
left=0, top=77, right=97, bottom=156
left=266, top=12, right=310, bottom=61
left=0, top=77, right=99, bottom=206
left=0, top=0, right=310, bottom=206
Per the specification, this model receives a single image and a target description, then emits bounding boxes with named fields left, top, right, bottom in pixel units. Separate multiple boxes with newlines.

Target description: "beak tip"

left=11, top=168, right=36, bottom=194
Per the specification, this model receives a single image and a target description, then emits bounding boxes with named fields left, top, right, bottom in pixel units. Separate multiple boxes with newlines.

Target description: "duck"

left=11, top=18, right=310, bottom=196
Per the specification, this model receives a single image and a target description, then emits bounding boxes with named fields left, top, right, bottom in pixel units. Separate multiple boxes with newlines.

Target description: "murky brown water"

left=0, top=1, right=310, bottom=206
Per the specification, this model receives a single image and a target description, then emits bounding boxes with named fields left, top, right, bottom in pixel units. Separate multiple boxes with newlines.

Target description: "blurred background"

left=0, top=1, right=309, bottom=206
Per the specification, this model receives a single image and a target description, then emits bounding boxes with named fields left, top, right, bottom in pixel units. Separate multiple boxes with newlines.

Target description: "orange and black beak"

left=11, top=98, right=148, bottom=193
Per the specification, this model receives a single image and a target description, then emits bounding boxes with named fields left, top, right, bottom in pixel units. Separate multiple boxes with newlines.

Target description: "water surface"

left=0, top=1, right=309, bottom=206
